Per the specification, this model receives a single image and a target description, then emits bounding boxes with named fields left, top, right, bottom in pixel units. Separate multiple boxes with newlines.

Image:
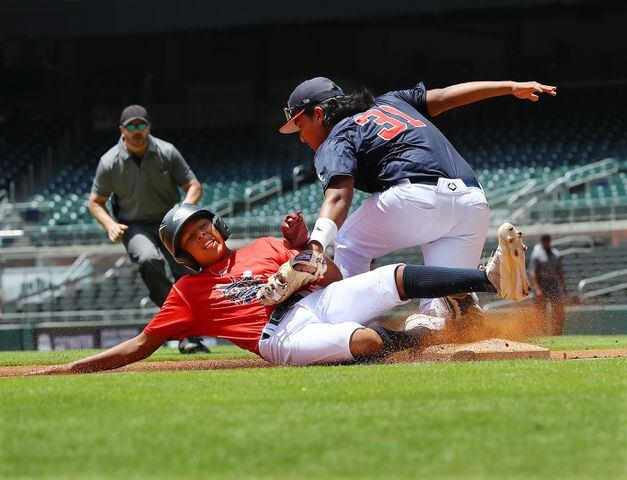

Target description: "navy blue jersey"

left=313, top=82, right=477, bottom=193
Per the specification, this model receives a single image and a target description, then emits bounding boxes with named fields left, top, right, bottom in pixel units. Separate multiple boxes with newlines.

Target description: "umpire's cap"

left=279, top=77, right=345, bottom=134
left=159, top=204, right=231, bottom=272
left=120, top=105, right=150, bottom=126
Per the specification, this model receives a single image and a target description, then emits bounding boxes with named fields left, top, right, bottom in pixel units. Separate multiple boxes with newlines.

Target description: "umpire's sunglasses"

left=125, top=123, right=148, bottom=132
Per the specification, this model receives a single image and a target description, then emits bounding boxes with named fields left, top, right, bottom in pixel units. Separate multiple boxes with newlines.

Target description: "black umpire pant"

left=122, top=220, right=189, bottom=307
left=534, top=283, right=566, bottom=336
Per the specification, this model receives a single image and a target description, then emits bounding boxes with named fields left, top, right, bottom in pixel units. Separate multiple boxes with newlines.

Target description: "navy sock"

left=370, top=325, right=418, bottom=355
left=402, top=265, right=496, bottom=299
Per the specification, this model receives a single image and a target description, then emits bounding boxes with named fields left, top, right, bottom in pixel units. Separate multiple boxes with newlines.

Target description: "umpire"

left=529, top=234, right=567, bottom=335
left=88, top=105, right=207, bottom=353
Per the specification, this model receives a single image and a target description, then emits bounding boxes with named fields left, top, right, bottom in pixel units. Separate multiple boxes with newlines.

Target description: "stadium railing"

left=244, top=176, right=282, bottom=213
left=578, top=269, right=627, bottom=301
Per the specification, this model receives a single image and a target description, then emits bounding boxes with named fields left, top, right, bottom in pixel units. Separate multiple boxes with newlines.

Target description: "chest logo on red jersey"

left=215, top=275, right=265, bottom=305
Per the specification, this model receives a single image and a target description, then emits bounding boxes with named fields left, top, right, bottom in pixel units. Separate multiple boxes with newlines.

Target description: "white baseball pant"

left=258, top=264, right=406, bottom=366
left=332, top=178, right=490, bottom=313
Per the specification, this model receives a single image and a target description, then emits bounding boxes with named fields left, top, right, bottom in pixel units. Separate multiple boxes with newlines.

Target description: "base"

left=418, top=338, right=550, bottom=362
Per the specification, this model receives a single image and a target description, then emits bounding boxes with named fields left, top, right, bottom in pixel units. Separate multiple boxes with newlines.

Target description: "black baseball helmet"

left=159, top=204, right=231, bottom=272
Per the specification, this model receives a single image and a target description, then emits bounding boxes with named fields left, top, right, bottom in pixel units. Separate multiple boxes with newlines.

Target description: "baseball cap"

left=120, top=105, right=150, bottom=126
left=279, top=77, right=345, bottom=134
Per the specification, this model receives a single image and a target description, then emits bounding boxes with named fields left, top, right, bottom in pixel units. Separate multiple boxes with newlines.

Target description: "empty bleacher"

left=5, top=260, right=156, bottom=316
left=0, top=114, right=73, bottom=194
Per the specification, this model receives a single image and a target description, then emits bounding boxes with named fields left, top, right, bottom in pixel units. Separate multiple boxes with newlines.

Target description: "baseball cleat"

left=434, top=293, right=487, bottom=327
left=485, top=223, right=531, bottom=301
left=404, top=313, right=446, bottom=335
left=178, top=337, right=211, bottom=354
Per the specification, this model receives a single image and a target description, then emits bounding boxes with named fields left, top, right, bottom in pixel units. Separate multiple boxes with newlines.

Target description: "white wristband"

left=309, top=217, right=338, bottom=252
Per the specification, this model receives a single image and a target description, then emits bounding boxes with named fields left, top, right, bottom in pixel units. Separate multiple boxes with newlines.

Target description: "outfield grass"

left=1, top=358, right=625, bottom=479
left=0, top=345, right=255, bottom=366
left=0, top=335, right=624, bottom=366
left=533, top=334, right=627, bottom=351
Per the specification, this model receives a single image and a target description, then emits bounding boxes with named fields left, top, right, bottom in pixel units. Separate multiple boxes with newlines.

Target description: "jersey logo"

left=354, top=105, right=426, bottom=141
left=216, top=276, right=265, bottom=305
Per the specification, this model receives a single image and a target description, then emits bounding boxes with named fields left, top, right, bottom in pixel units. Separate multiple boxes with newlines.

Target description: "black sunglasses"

left=283, top=104, right=308, bottom=122
left=283, top=95, right=345, bottom=122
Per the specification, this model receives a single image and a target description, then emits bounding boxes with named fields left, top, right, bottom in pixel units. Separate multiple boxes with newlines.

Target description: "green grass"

left=1, top=359, right=625, bottom=479
left=534, top=334, right=627, bottom=351
left=0, top=345, right=255, bottom=366
left=0, top=335, right=624, bottom=367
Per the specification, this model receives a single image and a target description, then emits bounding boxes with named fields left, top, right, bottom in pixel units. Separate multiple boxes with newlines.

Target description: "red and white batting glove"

left=281, top=211, right=310, bottom=250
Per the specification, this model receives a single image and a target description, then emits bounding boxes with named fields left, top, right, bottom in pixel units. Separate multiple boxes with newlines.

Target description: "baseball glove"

left=256, top=250, right=327, bottom=306
left=281, top=211, right=310, bottom=250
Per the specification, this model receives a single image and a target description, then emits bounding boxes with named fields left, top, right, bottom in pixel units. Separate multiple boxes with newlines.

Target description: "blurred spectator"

left=529, top=234, right=567, bottom=335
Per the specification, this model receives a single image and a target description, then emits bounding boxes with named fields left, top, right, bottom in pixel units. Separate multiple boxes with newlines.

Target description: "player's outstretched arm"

left=29, top=332, right=166, bottom=375
left=426, top=80, right=557, bottom=116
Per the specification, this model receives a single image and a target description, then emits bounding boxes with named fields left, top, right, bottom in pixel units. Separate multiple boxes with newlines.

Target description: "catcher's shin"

left=256, top=250, right=326, bottom=306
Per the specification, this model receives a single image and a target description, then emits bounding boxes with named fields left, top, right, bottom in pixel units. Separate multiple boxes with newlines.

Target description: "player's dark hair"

left=309, top=88, right=375, bottom=128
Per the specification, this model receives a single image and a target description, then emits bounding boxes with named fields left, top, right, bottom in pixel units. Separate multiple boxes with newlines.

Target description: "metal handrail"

left=502, top=169, right=567, bottom=206
left=578, top=268, right=627, bottom=292
left=510, top=196, right=538, bottom=223
left=486, top=178, right=536, bottom=206
left=545, top=158, right=618, bottom=196
left=557, top=246, right=595, bottom=257
left=244, top=175, right=282, bottom=212
left=5, top=254, right=94, bottom=308
left=579, top=282, right=627, bottom=300
left=551, top=235, right=595, bottom=248
left=209, top=198, right=234, bottom=217
left=506, top=180, right=539, bottom=206
left=0, top=200, right=54, bottom=225
left=292, top=164, right=309, bottom=191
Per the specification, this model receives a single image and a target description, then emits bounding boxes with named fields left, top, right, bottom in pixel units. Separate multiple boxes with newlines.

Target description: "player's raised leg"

left=419, top=187, right=490, bottom=318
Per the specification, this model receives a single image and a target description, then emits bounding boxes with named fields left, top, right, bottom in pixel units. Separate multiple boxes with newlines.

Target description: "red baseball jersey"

left=143, top=237, right=298, bottom=355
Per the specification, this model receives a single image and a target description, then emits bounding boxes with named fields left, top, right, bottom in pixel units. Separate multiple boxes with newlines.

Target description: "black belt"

left=406, top=177, right=482, bottom=189
left=261, top=291, right=310, bottom=340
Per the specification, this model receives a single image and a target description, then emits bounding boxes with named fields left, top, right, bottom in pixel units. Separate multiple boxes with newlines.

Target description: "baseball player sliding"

left=276, top=77, right=555, bottom=320
left=32, top=204, right=529, bottom=374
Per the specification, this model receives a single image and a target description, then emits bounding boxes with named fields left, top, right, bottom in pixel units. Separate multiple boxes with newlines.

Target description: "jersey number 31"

left=354, top=105, right=426, bottom=141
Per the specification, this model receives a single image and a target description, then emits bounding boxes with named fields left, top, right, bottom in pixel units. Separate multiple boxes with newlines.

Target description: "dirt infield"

left=0, top=358, right=271, bottom=377
left=549, top=349, right=627, bottom=360
left=0, top=347, right=625, bottom=377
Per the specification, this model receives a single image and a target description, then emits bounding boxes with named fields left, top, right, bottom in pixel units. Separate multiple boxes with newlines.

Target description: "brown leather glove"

left=256, top=251, right=327, bottom=306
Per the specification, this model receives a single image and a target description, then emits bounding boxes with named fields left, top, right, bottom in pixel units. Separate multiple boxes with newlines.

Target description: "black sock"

left=370, top=325, right=418, bottom=355
left=402, top=265, right=496, bottom=299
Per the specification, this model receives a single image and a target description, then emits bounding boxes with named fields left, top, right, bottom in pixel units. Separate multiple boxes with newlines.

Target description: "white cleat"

left=404, top=313, right=446, bottom=333
left=485, top=222, right=531, bottom=302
